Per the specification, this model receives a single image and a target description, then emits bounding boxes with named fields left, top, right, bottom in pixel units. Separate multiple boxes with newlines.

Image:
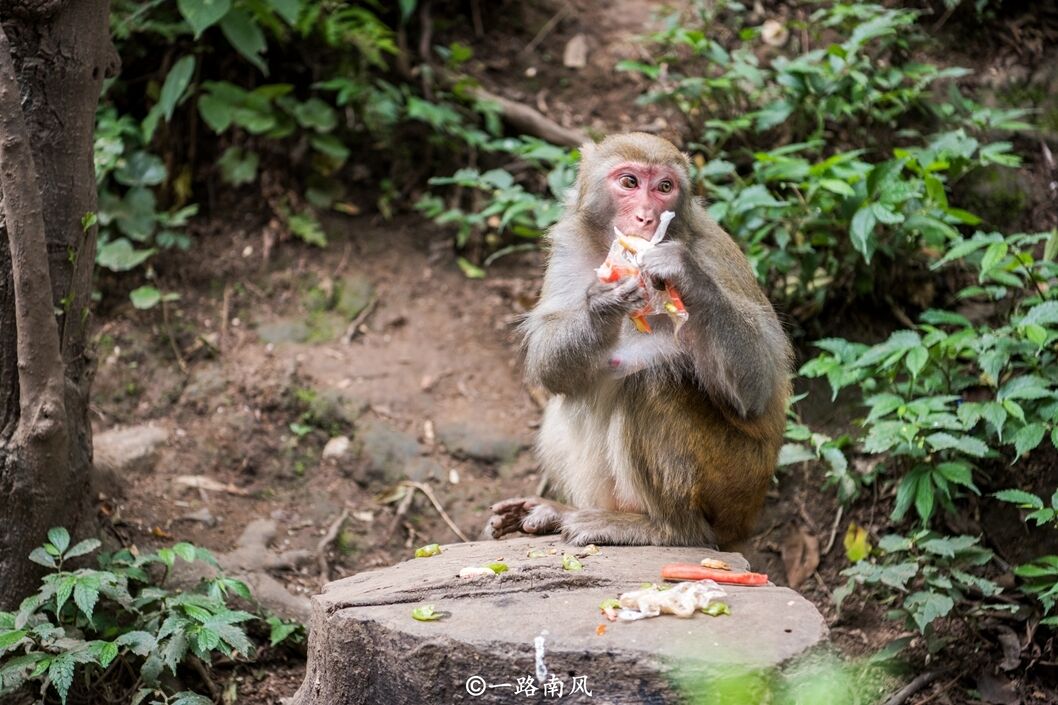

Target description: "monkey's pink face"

left=607, top=163, right=680, bottom=239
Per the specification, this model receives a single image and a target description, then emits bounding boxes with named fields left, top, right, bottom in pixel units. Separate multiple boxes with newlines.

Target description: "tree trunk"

left=0, top=0, right=116, bottom=607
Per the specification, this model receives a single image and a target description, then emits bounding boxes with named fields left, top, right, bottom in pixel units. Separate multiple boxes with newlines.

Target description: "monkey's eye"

left=657, top=180, right=673, bottom=194
left=618, top=174, right=638, bottom=189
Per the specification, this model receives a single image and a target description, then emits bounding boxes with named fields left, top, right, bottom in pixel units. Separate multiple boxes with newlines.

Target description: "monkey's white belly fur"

left=538, top=381, right=644, bottom=514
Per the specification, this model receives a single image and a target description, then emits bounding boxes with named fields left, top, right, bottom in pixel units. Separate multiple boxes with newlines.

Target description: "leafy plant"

left=0, top=528, right=297, bottom=704
left=835, top=530, right=999, bottom=635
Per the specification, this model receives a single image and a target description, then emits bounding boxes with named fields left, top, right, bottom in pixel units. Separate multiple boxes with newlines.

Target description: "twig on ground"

left=521, top=6, right=570, bottom=57
left=220, top=283, right=232, bottom=351
left=342, top=294, right=380, bottom=344
left=884, top=670, right=942, bottom=705
left=823, top=505, right=844, bottom=555
left=187, top=655, right=220, bottom=700
left=161, top=299, right=189, bottom=374
left=402, top=481, right=470, bottom=542
left=317, top=509, right=350, bottom=586
left=385, top=489, right=415, bottom=541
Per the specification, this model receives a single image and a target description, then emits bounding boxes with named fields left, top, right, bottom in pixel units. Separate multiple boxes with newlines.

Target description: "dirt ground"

left=87, top=1, right=1058, bottom=703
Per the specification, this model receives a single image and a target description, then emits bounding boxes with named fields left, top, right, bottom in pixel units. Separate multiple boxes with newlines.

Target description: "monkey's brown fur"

left=487, top=133, right=792, bottom=548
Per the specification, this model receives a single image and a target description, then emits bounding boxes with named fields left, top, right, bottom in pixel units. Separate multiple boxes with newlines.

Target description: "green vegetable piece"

left=701, top=602, right=731, bottom=617
left=487, top=562, right=509, bottom=574
left=527, top=548, right=548, bottom=558
left=411, top=604, right=444, bottom=621
left=599, top=598, right=621, bottom=611
left=562, top=554, right=583, bottom=572
left=415, top=543, right=442, bottom=558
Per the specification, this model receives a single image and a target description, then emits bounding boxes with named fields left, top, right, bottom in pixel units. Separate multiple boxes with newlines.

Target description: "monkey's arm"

left=641, top=242, right=789, bottom=418
left=522, top=246, right=643, bottom=396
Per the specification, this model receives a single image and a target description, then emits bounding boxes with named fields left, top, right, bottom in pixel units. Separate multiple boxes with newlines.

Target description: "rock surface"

left=290, top=537, right=828, bottom=705
left=94, top=424, right=170, bottom=476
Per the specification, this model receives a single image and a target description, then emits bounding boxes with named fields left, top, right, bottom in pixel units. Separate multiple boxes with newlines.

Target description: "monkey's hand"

left=639, top=241, right=695, bottom=290
left=586, top=277, right=646, bottom=318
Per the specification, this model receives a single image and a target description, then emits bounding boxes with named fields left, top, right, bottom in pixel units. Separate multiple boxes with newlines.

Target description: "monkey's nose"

left=635, top=213, right=654, bottom=226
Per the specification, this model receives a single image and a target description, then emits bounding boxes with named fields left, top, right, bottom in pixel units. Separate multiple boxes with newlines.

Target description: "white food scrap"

left=616, top=580, right=726, bottom=621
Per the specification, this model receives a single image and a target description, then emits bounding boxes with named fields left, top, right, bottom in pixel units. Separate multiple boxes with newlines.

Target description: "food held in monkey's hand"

left=616, top=580, right=727, bottom=620
left=595, top=210, right=688, bottom=335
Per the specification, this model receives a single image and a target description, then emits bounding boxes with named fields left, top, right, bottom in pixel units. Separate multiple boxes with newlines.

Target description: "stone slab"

left=291, top=537, right=828, bottom=704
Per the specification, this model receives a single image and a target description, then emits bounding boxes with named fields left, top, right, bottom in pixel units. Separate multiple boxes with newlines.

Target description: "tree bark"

left=0, top=0, right=116, bottom=607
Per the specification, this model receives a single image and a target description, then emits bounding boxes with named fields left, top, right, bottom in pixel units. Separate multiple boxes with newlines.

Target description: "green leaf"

left=48, top=653, right=75, bottom=704
left=158, top=56, right=196, bottom=123
left=905, top=346, right=928, bottom=378
left=217, top=146, right=259, bottom=186
left=267, top=0, right=301, bottom=24
left=93, top=641, right=119, bottom=668
left=267, top=618, right=300, bottom=646
left=292, top=98, right=338, bottom=132
left=173, top=542, right=197, bottom=563
left=73, top=580, right=99, bottom=621
left=914, top=473, right=935, bottom=522
left=925, top=432, right=989, bottom=458
left=28, top=547, right=56, bottom=568
left=1013, top=423, right=1047, bottom=459
left=177, top=0, right=231, bottom=37
left=0, top=630, right=27, bottom=651
left=904, top=591, right=954, bottom=632
left=1021, top=301, right=1058, bottom=327
left=286, top=212, right=327, bottom=247
left=47, top=528, right=70, bottom=555
left=178, top=0, right=232, bottom=38
left=97, top=239, right=155, bottom=272
left=220, top=9, right=268, bottom=74
left=850, top=206, right=877, bottom=261
left=198, top=94, right=234, bottom=133
left=63, top=539, right=101, bottom=560
left=129, top=286, right=162, bottom=310
left=115, top=151, right=167, bottom=187
left=777, top=443, right=816, bottom=466
left=818, top=179, right=855, bottom=197
left=115, top=631, right=157, bottom=657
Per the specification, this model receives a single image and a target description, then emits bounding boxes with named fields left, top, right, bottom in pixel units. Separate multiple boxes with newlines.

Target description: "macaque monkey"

left=486, top=133, right=792, bottom=548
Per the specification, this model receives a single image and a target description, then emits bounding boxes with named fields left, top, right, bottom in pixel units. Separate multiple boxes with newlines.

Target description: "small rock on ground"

left=94, top=424, right=170, bottom=476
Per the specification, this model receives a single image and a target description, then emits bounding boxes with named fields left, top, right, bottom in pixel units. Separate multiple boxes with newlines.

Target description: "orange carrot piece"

left=661, top=563, right=768, bottom=586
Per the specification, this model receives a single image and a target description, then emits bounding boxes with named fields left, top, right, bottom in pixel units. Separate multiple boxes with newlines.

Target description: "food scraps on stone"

left=563, top=554, right=584, bottom=572
left=414, top=543, right=442, bottom=558
left=616, top=580, right=727, bottom=621
left=701, top=601, right=731, bottom=617
left=599, top=598, right=621, bottom=622
left=661, top=563, right=768, bottom=586
left=458, top=563, right=509, bottom=581
left=700, top=557, right=731, bottom=571
left=411, top=604, right=444, bottom=621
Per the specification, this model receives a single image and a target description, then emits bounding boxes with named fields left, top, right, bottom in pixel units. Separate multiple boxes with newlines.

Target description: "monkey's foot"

left=484, top=497, right=567, bottom=539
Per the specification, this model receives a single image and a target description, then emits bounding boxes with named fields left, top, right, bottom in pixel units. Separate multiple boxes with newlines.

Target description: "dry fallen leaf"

left=995, top=625, right=1022, bottom=672
left=781, top=525, right=820, bottom=589
left=596, top=624, right=607, bottom=636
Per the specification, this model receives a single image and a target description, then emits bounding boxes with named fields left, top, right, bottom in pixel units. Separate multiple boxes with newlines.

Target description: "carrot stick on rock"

left=661, top=563, right=769, bottom=586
